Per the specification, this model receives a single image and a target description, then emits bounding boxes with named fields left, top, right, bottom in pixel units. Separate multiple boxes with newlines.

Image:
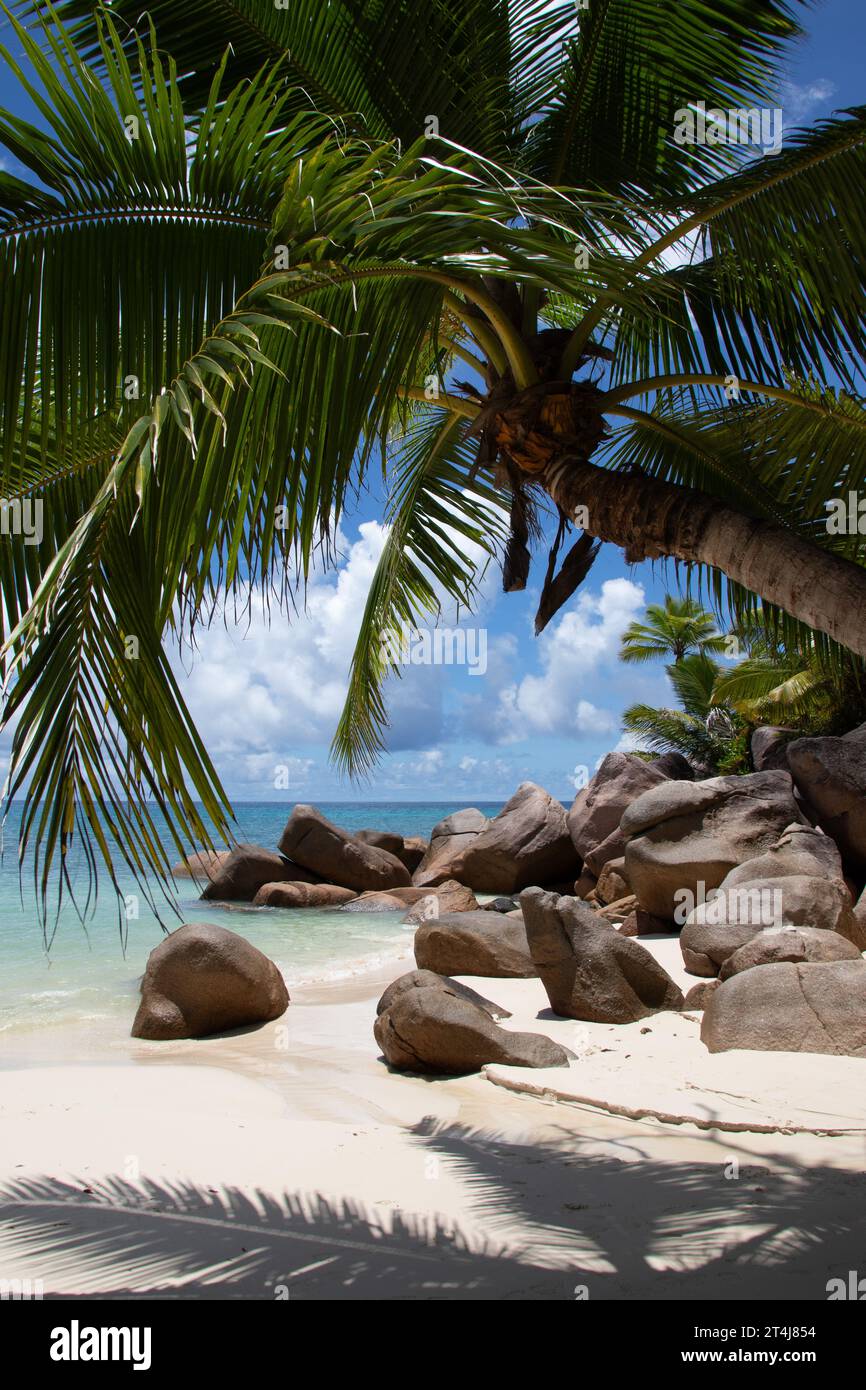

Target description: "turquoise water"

left=0, top=801, right=506, bottom=1035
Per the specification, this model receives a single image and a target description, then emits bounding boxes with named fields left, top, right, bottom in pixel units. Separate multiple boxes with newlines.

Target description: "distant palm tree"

left=619, top=596, right=727, bottom=666
left=622, top=651, right=744, bottom=772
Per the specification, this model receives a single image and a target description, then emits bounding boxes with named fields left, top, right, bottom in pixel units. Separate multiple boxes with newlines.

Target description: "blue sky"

left=0, top=1, right=863, bottom=806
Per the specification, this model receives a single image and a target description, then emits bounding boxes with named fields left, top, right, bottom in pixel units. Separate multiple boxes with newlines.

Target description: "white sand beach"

left=2, top=937, right=866, bottom=1302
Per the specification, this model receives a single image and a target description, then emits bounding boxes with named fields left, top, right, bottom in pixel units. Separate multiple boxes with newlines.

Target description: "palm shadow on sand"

left=1, top=1118, right=864, bottom=1299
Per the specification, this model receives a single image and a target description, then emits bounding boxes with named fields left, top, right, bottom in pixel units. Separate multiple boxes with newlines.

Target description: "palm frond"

left=529, top=0, right=803, bottom=194
left=332, top=409, right=509, bottom=775
left=621, top=703, right=716, bottom=760
left=711, top=657, right=824, bottom=718
left=666, top=652, right=720, bottom=718
left=15, top=0, right=575, bottom=161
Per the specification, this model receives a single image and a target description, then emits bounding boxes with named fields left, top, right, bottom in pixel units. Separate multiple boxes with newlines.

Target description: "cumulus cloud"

left=613, top=730, right=645, bottom=754
left=175, top=522, right=388, bottom=762
left=169, top=514, right=506, bottom=794
left=472, top=578, right=645, bottom=744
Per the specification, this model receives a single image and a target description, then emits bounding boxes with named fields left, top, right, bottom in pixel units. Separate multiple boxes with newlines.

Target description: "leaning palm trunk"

left=541, top=454, right=866, bottom=660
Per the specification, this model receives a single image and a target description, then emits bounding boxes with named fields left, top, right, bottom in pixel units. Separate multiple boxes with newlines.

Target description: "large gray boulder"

left=279, top=805, right=411, bottom=892
left=718, top=925, right=862, bottom=980
left=679, top=820, right=865, bottom=974
left=449, top=783, right=579, bottom=893
left=172, top=849, right=232, bottom=883
left=750, top=726, right=797, bottom=773
left=520, top=887, right=684, bottom=1022
left=680, top=875, right=863, bottom=975
left=786, top=731, right=866, bottom=874
left=131, top=923, right=289, bottom=1040
left=701, top=960, right=866, bottom=1056
left=412, top=809, right=488, bottom=887
left=201, top=845, right=311, bottom=902
left=253, top=881, right=357, bottom=908
left=374, top=977, right=572, bottom=1074
left=567, top=753, right=669, bottom=877
left=376, top=970, right=512, bottom=1020
left=414, top=910, right=535, bottom=977
left=622, top=771, right=806, bottom=920
left=356, top=828, right=404, bottom=858
left=720, top=820, right=845, bottom=887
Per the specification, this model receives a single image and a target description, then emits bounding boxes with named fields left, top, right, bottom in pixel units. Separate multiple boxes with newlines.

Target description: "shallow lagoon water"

left=0, top=801, right=507, bottom=1032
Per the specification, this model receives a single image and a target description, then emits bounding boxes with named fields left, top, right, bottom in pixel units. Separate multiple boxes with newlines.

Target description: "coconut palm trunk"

left=541, top=452, right=866, bottom=659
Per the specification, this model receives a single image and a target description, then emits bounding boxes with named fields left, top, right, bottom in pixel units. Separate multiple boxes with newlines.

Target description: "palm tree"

left=711, top=613, right=866, bottom=732
left=3, top=0, right=866, bottom=913
left=622, top=651, right=746, bottom=774
left=619, top=596, right=727, bottom=665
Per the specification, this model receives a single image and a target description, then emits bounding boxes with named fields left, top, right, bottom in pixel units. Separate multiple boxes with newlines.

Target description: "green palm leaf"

left=332, top=409, right=509, bottom=775
left=528, top=0, right=802, bottom=193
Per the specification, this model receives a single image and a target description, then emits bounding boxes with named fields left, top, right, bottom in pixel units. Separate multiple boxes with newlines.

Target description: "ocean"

left=0, top=801, right=508, bottom=1036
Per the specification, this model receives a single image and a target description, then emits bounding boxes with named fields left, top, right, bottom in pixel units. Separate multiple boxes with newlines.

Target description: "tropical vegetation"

left=618, top=596, right=866, bottom=772
left=1, top=1, right=866, bottom=914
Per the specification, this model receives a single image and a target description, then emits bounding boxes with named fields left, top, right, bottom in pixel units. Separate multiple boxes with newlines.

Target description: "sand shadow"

left=1, top=1119, right=864, bottom=1299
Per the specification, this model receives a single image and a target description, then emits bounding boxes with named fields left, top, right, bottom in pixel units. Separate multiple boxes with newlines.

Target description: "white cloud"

left=480, top=578, right=645, bottom=742
left=780, top=79, right=835, bottom=126
left=171, top=522, right=395, bottom=791
left=406, top=749, right=444, bottom=776
left=614, top=730, right=644, bottom=754
left=169, top=515, right=506, bottom=794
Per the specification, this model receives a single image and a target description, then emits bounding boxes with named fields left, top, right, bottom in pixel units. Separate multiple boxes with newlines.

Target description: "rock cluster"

left=679, top=821, right=865, bottom=975
left=161, top=727, right=866, bottom=1065
left=622, top=771, right=806, bottom=920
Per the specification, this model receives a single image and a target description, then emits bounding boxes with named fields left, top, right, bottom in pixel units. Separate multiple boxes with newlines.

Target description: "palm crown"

left=2, top=0, right=866, bottom=917
left=619, top=596, right=728, bottom=665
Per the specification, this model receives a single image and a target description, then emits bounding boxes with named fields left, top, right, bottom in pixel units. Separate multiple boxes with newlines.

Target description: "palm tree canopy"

left=3, top=0, right=866, bottom=918
left=619, top=596, right=727, bottom=664
left=622, top=647, right=744, bottom=771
